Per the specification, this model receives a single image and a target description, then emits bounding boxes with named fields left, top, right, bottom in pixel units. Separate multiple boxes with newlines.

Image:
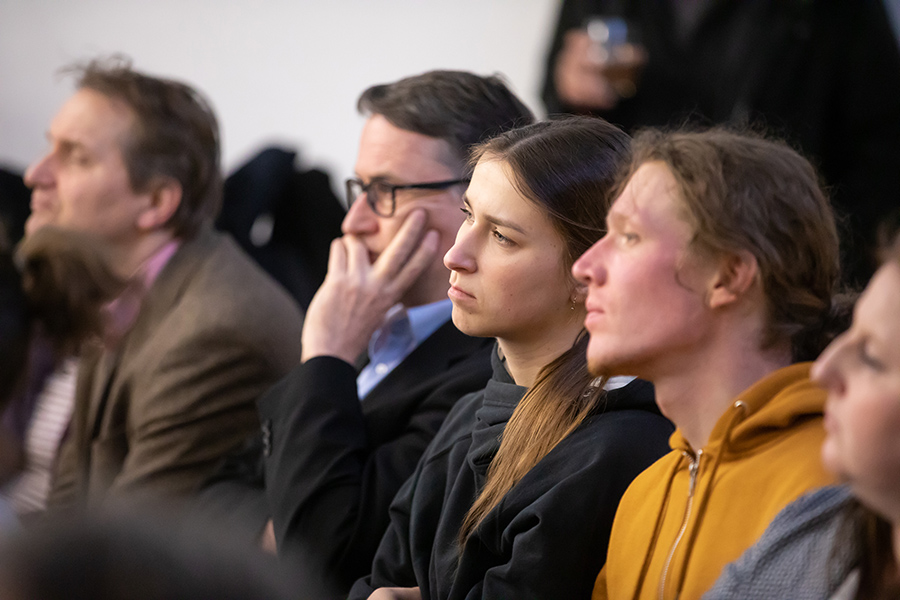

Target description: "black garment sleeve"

left=262, top=349, right=492, bottom=595
left=346, top=455, right=425, bottom=599
left=450, top=410, right=674, bottom=600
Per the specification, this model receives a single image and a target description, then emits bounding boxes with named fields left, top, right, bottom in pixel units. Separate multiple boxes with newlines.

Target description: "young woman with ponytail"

left=349, top=116, right=674, bottom=600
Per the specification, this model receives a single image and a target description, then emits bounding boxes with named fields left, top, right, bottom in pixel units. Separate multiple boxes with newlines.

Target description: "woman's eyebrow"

left=464, top=193, right=527, bottom=234
left=483, top=213, right=526, bottom=234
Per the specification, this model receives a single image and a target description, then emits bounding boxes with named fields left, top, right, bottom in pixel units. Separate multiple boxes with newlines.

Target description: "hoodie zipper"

left=658, top=449, right=702, bottom=600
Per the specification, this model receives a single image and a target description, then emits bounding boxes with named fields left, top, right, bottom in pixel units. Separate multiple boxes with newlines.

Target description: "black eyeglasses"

left=345, top=177, right=470, bottom=217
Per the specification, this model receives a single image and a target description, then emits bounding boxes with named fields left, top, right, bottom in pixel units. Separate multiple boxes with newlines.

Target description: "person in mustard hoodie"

left=572, top=128, right=849, bottom=600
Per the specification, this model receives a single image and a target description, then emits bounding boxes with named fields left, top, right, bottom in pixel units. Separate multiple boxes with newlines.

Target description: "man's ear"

left=136, top=178, right=182, bottom=231
left=707, top=250, right=758, bottom=309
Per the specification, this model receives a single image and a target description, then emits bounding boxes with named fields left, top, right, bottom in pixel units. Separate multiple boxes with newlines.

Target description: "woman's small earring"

left=570, top=295, right=577, bottom=311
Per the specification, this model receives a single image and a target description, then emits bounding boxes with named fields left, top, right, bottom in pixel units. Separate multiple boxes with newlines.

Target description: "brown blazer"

left=48, top=228, right=304, bottom=509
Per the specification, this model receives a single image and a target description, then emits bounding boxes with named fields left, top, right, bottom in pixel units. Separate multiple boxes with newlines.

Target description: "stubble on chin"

left=585, top=347, right=612, bottom=378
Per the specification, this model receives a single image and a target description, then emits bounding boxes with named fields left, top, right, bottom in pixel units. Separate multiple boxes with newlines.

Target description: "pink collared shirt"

left=103, top=240, right=180, bottom=348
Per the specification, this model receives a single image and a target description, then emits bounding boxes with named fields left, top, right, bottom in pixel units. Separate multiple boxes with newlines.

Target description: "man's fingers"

left=325, top=237, right=348, bottom=277
left=374, top=209, right=428, bottom=278
left=390, top=230, right=440, bottom=294
left=343, top=234, right=372, bottom=276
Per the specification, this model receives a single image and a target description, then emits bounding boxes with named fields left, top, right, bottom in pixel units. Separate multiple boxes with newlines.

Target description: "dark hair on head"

left=68, top=55, right=222, bottom=239
left=0, top=239, right=29, bottom=409
left=471, top=116, right=630, bottom=266
left=837, top=500, right=900, bottom=600
left=458, top=116, right=631, bottom=544
left=16, top=227, right=124, bottom=356
left=357, top=70, right=535, bottom=175
left=621, top=127, right=841, bottom=362
left=877, top=208, right=900, bottom=264
left=0, top=227, right=123, bottom=407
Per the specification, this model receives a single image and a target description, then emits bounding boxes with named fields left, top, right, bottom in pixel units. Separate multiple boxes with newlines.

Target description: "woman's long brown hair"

left=457, top=116, right=630, bottom=545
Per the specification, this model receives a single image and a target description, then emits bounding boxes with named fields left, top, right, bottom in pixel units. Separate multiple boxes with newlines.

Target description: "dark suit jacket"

left=197, top=321, right=493, bottom=596
left=47, top=228, right=304, bottom=509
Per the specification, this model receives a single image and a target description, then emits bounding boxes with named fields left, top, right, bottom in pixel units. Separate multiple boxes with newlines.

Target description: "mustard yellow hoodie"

left=593, top=363, right=835, bottom=600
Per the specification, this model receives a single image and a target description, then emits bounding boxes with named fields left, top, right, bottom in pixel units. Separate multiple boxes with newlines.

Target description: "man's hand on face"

left=300, top=209, right=439, bottom=364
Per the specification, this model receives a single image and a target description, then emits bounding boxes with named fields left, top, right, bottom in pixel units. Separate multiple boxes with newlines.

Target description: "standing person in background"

left=574, top=129, right=847, bottom=600
left=351, top=117, right=673, bottom=600
left=545, top=0, right=900, bottom=286
left=23, top=57, right=304, bottom=510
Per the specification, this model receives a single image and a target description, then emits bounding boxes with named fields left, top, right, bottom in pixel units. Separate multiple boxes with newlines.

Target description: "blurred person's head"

left=0, top=513, right=294, bottom=600
left=814, top=228, right=900, bottom=521
left=574, top=128, right=841, bottom=382
left=0, top=229, right=29, bottom=409
left=807, top=224, right=900, bottom=597
left=0, top=226, right=121, bottom=406
left=24, top=56, right=221, bottom=274
left=345, top=70, right=534, bottom=307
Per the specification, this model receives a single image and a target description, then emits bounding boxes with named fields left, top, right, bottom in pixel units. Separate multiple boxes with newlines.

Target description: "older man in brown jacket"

left=22, top=58, right=303, bottom=509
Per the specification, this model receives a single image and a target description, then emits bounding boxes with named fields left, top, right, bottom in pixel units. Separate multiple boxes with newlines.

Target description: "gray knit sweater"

left=703, top=485, right=858, bottom=600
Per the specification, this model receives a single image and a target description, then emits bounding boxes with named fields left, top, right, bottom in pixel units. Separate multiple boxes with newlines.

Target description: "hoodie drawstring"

left=670, top=400, right=748, bottom=599
left=632, top=455, right=685, bottom=600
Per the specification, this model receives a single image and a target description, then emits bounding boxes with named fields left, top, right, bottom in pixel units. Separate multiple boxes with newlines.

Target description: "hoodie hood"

left=669, top=362, right=824, bottom=458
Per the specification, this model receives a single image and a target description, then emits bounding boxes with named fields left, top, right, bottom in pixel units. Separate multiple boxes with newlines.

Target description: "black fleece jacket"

left=350, top=348, right=674, bottom=600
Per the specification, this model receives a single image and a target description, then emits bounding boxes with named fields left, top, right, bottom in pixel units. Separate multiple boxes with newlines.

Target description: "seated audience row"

left=352, top=125, right=849, bottom=600
left=350, top=116, right=674, bottom=599
left=6, top=57, right=899, bottom=600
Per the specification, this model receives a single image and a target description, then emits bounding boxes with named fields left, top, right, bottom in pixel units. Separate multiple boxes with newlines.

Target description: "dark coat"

left=542, top=0, right=900, bottom=284
left=350, top=349, right=674, bottom=600
left=196, top=320, right=494, bottom=597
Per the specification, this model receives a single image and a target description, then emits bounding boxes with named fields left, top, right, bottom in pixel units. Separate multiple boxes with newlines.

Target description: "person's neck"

left=497, top=315, right=585, bottom=389
left=113, top=229, right=178, bottom=279
left=651, top=330, right=792, bottom=451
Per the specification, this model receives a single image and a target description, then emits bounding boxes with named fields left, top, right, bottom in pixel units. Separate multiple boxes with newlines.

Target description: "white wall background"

left=0, top=0, right=560, bottom=201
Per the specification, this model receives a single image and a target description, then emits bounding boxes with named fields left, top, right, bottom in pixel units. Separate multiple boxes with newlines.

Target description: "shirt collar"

left=103, top=240, right=181, bottom=347
left=405, top=298, right=453, bottom=345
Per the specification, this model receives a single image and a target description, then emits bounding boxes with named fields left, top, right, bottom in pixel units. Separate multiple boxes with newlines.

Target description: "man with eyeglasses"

left=196, top=70, right=533, bottom=596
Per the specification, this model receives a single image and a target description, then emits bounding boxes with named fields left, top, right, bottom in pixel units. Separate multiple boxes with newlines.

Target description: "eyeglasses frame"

left=345, top=177, right=470, bottom=217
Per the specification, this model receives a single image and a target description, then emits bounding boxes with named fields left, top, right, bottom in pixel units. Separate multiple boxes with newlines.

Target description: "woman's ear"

left=136, top=178, right=182, bottom=231
left=707, top=250, right=758, bottom=309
